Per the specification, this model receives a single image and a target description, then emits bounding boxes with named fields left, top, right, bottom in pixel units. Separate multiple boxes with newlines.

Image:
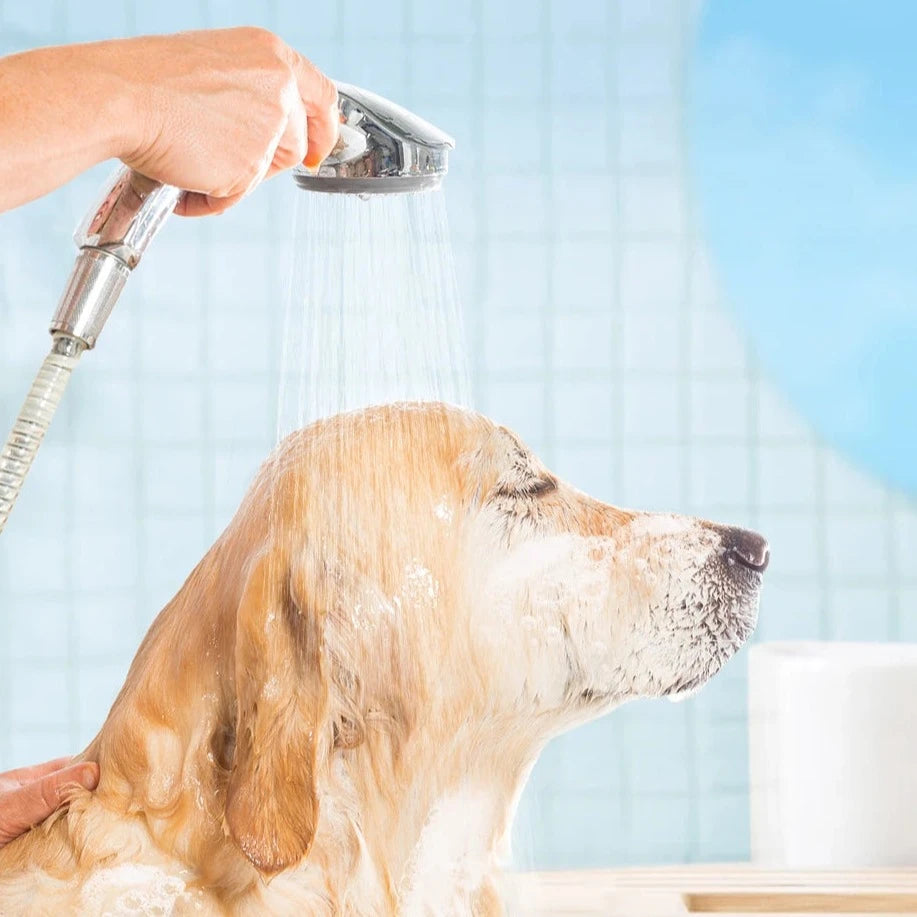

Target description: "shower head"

left=293, top=83, right=454, bottom=195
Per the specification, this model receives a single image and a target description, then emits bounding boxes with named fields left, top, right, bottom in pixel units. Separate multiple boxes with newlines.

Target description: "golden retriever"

left=0, top=403, right=768, bottom=915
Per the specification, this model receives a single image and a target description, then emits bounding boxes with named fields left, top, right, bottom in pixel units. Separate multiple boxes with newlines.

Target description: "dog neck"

left=307, top=710, right=543, bottom=915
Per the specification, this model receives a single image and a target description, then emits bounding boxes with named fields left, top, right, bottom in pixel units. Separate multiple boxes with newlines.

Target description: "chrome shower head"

left=293, top=82, right=454, bottom=194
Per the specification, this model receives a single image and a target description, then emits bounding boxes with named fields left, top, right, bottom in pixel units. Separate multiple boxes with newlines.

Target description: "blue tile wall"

left=1, top=0, right=916, bottom=869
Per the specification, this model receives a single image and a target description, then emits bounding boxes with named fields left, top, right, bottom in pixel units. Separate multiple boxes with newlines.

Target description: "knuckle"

left=260, top=31, right=291, bottom=68
left=209, top=173, right=238, bottom=198
left=249, top=154, right=271, bottom=183
left=238, top=162, right=262, bottom=191
left=264, top=68, right=295, bottom=108
left=265, top=98, right=287, bottom=126
left=214, top=165, right=255, bottom=198
left=252, top=95, right=290, bottom=137
left=263, top=31, right=289, bottom=58
left=240, top=25, right=280, bottom=51
left=241, top=27, right=291, bottom=76
left=278, top=74, right=300, bottom=112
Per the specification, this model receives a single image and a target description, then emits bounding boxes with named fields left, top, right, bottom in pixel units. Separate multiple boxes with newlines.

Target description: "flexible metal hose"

left=0, top=336, right=84, bottom=534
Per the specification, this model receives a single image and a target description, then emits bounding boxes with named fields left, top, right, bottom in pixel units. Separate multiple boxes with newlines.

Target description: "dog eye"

left=491, top=474, right=558, bottom=501
left=519, top=476, right=558, bottom=498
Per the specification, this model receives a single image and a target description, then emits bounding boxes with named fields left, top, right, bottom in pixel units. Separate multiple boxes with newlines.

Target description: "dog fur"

left=0, top=403, right=765, bottom=915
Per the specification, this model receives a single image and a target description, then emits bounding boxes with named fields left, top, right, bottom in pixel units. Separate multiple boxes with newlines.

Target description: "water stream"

left=276, top=189, right=470, bottom=440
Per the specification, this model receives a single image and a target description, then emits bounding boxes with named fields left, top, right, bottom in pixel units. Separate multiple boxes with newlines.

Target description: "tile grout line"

left=606, top=0, right=631, bottom=860
left=736, top=0, right=763, bottom=862
left=537, top=0, right=560, bottom=845
left=676, top=0, right=701, bottom=862
left=470, top=0, right=485, bottom=412
left=540, top=0, right=555, bottom=469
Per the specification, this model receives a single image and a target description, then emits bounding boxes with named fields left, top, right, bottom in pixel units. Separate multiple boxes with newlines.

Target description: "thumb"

left=0, top=762, right=99, bottom=847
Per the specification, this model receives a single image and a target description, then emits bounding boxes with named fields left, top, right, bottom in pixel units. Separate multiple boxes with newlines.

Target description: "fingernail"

left=78, top=763, right=100, bottom=789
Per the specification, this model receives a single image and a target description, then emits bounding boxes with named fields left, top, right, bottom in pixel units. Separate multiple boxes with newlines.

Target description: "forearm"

left=0, top=28, right=338, bottom=219
left=0, top=41, right=140, bottom=213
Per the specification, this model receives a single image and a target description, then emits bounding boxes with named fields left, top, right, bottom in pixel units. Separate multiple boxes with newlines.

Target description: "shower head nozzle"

left=293, top=82, right=454, bottom=195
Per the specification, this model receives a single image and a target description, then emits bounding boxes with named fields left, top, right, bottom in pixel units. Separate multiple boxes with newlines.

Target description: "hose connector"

left=50, top=167, right=182, bottom=348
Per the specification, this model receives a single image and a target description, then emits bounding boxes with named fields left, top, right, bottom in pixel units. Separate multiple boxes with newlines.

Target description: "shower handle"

left=51, top=167, right=184, bottom=348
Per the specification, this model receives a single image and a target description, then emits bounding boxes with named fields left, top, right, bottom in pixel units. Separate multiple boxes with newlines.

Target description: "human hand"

left=104, top=27, right=339, bottom=216
left=0, top=757, right=99, bottom=848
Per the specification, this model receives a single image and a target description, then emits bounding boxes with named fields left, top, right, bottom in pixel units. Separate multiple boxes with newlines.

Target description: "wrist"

left=81, top=38, right=157, bottom=163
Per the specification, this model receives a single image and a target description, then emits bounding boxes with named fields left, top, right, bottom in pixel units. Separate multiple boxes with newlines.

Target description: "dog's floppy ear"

left=224, top=547, right=328, bottom=875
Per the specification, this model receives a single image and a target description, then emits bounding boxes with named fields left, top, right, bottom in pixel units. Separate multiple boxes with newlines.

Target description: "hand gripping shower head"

left=0, top=83, right=454, bottom=534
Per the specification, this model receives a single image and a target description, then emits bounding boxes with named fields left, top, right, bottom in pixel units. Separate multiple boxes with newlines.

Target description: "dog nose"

left=721, top=526, right=770, bottom=573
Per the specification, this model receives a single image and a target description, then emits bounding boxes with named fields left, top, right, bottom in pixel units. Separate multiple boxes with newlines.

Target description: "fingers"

left=266, top=90, right=308, bottom=179
left=37, top=761, right=99, bottom=803
left=0, top=761, right=99, bottom=847
left=167, top=32, right=338, bottom=218
left=286, top=51, right=338, bottom=168
left=305, top=99, right=340, bottom=170
left=178, top=85, right=311, bottom=216
left=1, top=757, right=73, bottom=787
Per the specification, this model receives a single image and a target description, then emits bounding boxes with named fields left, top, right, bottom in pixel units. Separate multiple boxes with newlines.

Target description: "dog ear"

left=224, top=548, right=328, bottom=875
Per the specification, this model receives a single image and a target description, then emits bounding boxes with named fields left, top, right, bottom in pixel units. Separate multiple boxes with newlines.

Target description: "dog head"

left=211, top=402, right=766, bottom=873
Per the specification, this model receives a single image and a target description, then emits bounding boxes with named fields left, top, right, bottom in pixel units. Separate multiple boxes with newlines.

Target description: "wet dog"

left=0, top=404, right=767, bottom=915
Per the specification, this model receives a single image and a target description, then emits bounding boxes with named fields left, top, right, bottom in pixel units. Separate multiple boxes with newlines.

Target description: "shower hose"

left=0, top=335, right=85, bottom=534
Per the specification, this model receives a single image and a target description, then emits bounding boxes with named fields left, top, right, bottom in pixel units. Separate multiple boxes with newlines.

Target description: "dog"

left=0, top=403, right=767, bottom=915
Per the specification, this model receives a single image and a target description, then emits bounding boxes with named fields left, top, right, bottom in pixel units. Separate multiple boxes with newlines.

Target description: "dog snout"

left=720, top=526, right=770, bottom=573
